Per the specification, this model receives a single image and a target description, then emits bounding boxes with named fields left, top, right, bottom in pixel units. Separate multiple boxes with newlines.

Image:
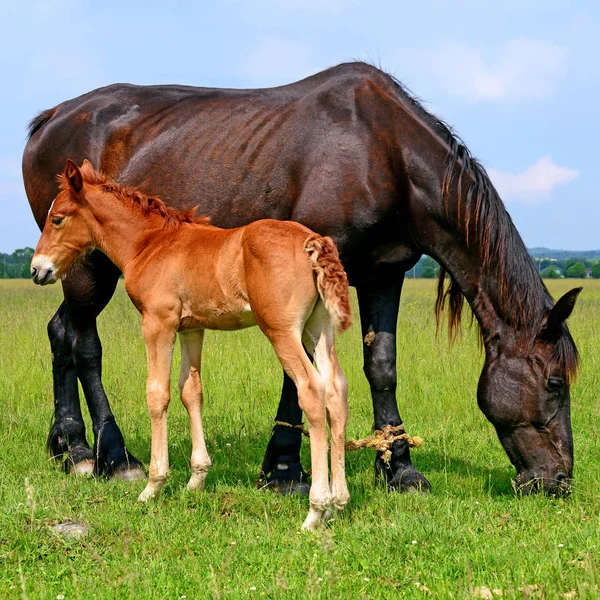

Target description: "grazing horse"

left=23, top=62, right=580, bottom=494
left=31, top=159, right=351, bottom=530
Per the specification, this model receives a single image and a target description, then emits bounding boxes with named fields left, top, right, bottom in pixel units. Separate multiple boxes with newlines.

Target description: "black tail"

left=28, top=107, right=57, bottom=139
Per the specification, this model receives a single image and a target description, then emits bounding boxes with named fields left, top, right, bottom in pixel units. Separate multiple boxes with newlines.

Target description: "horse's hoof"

left=115, top=466, right=146, bottom=482
left=71, top=459, right=94, bottom=477
left=265, top=479, right=311, bottom=496
left=99, top=449, right=144, bottom=479
left=378, top=463, right=432, bottom=493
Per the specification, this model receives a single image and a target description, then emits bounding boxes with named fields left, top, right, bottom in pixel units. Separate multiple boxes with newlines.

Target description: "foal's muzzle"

left=30, top=256, right=58, bottom=285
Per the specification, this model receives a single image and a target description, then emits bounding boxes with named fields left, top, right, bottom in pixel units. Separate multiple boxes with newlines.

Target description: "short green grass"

left=1, top=278, right=599, bottom=599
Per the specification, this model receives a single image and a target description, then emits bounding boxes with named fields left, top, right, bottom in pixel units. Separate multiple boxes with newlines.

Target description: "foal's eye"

left=546, top=377, right=564, bottom=392
left=51, top=216, right=64, bottom=226
left=104, top=185, right=114, bottom=193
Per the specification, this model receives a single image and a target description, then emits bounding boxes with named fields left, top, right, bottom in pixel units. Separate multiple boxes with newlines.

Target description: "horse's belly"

left=178, top=303, right=256, bottom=332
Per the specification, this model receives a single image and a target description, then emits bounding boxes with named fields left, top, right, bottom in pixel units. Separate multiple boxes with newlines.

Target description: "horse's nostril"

left=31, top=266, right=38, bottom=278
left=555, top=472, right=568, bottom=482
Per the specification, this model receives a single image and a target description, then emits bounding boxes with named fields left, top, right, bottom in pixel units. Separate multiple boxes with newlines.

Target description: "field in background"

left=1, top=278, right=599, bottom=599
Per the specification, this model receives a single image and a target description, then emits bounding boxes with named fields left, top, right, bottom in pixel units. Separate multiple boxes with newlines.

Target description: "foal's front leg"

left=138, top=316, right=176, bottom=502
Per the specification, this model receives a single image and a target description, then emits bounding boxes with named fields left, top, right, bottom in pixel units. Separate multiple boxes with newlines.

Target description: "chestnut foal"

left=31, top=160, right=352, bottom=530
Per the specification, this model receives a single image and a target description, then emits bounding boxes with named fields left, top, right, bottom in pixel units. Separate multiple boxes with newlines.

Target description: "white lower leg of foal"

left=138, top=389, right=171, bottom=502
left=179, top=331, right=211, bottom=492
left=138, top=321, right=175, bottom=502
left=300, top=383, right=331, bottom=531
left=327, top=371, right=350, bottom=512
left=265, top=329, right=330, bottom=531
left=311, top=319, right=350, bottom=516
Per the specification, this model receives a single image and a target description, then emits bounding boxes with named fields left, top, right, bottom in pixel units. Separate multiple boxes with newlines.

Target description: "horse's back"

left=23, top=63, right=407, bottom=273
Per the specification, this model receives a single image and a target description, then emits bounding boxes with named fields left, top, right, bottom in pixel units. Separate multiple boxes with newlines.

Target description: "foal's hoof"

left=301, top=509, right=328, bottom=531
left=377, top=462, right=432, bottom=493
left=137, top=487, right=156, bottom=502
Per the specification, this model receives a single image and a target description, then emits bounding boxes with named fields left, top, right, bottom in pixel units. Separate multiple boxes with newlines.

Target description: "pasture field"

left=1, top=278, right=599, bottom=599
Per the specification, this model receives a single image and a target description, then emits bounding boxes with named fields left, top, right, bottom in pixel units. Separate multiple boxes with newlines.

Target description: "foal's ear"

left=540, top=287, right=582, bottom=341
left=64, top=159, right=83, bottom=193
left=80, top=159, right=96, bottom=181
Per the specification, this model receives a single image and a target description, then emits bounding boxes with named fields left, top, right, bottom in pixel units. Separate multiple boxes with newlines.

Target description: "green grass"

left=1, top=278, right=599, bottom=599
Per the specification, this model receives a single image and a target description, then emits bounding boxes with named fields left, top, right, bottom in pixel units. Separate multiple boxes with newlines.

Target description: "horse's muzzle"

left=516, top=469, right=572, bottom=496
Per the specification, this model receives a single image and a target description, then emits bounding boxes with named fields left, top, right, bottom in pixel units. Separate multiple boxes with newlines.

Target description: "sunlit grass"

left=0, top=278, right=599, bottom=598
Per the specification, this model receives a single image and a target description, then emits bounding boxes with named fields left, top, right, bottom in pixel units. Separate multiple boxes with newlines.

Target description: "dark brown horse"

left=23, top=62, right=580, bottom=494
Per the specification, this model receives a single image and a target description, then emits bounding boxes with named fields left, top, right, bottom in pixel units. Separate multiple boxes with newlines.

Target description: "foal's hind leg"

left=178, top=330, right=212, bottom=491
left=303, top=304, right=350, bottom=513
left=265, top=331, right=330, bottom=530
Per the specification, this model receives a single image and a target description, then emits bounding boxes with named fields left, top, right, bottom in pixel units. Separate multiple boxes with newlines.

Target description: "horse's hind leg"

left=265, top=331, right=330, bottom=530
left=356, top=275, right=431, bottom=492
left=178, top=330, right=212, bottom=491
left=62, top=252, right=143, bottom=479
left=260, top=371, right=310, bottom=495
left=303, top=303, right=350, bottom=513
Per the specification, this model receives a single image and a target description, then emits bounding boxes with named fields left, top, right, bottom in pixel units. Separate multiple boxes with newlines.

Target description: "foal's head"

left=31, top=159, right=98, bottom=285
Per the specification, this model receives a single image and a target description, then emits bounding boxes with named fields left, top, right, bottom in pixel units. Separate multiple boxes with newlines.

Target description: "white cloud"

left=242, top=37, right=315, bottom=85
left=397, top=38, right=569, bottom=102
left=489, top=156, right=579, bottom=204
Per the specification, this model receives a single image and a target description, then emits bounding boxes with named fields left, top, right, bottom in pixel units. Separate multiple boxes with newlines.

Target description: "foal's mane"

left=58, top=169, right=211, bottom=229
left=375, top=64, right=578, bottom=379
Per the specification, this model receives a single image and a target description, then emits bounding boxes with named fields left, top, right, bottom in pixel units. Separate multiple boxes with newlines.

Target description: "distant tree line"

left=535, top=257, right=600, bottom=279
left=0, top=247, right=597, bottom=280
left=408, top=255, right=599, bottom=279
left=0, top=247, right=34, bottom=278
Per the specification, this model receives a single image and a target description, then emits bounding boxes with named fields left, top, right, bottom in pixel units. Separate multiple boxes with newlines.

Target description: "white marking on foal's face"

left=30, top=254, right=58, bottom=285
left=48, top=198, right=56, bottom=216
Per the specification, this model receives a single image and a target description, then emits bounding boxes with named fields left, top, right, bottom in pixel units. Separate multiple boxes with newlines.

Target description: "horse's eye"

left=547, top=377, right=564, bottom=392
left=104, top=185, right=114, bottom=193
left=51, top=216, right=64, bottom=226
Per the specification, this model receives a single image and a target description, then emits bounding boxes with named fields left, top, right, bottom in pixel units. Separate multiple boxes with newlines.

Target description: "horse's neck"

left=393, top=112, right=547, bottom=333
left=426, top=216, right=548, bottom=338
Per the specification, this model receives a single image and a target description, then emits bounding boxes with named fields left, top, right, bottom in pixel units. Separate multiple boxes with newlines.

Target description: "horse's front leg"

left=61, top=252, right=143, bottom=478
left=138, top=315, right=176, bottom=501
left=46, top=302, right=94, bottom=474
left=356, top=275, right=431, bottom=493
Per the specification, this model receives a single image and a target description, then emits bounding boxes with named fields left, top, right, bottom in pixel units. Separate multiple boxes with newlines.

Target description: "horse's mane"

left=374, top=64, right=578, bottom=380
left=58, top=168, right=211, bottom=229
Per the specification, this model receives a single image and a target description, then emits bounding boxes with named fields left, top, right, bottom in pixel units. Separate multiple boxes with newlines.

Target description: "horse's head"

left=477, top=287, right=581, bottom=494
left=31, top=159, right=97, bottom=285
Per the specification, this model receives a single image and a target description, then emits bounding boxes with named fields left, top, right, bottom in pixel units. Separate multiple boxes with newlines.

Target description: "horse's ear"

left=64, top=159, right=83, bottom=193
left=540, top=287, right=582, bottom=341
left=80, top=159, right=95, bottom=181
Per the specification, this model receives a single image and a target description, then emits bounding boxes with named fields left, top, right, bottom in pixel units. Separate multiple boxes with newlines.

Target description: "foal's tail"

left=304, top=234, right=352, bottom=332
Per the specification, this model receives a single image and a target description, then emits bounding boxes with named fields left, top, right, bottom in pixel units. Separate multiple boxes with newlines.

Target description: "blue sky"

left=1, top=0, right=598, bottom=252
